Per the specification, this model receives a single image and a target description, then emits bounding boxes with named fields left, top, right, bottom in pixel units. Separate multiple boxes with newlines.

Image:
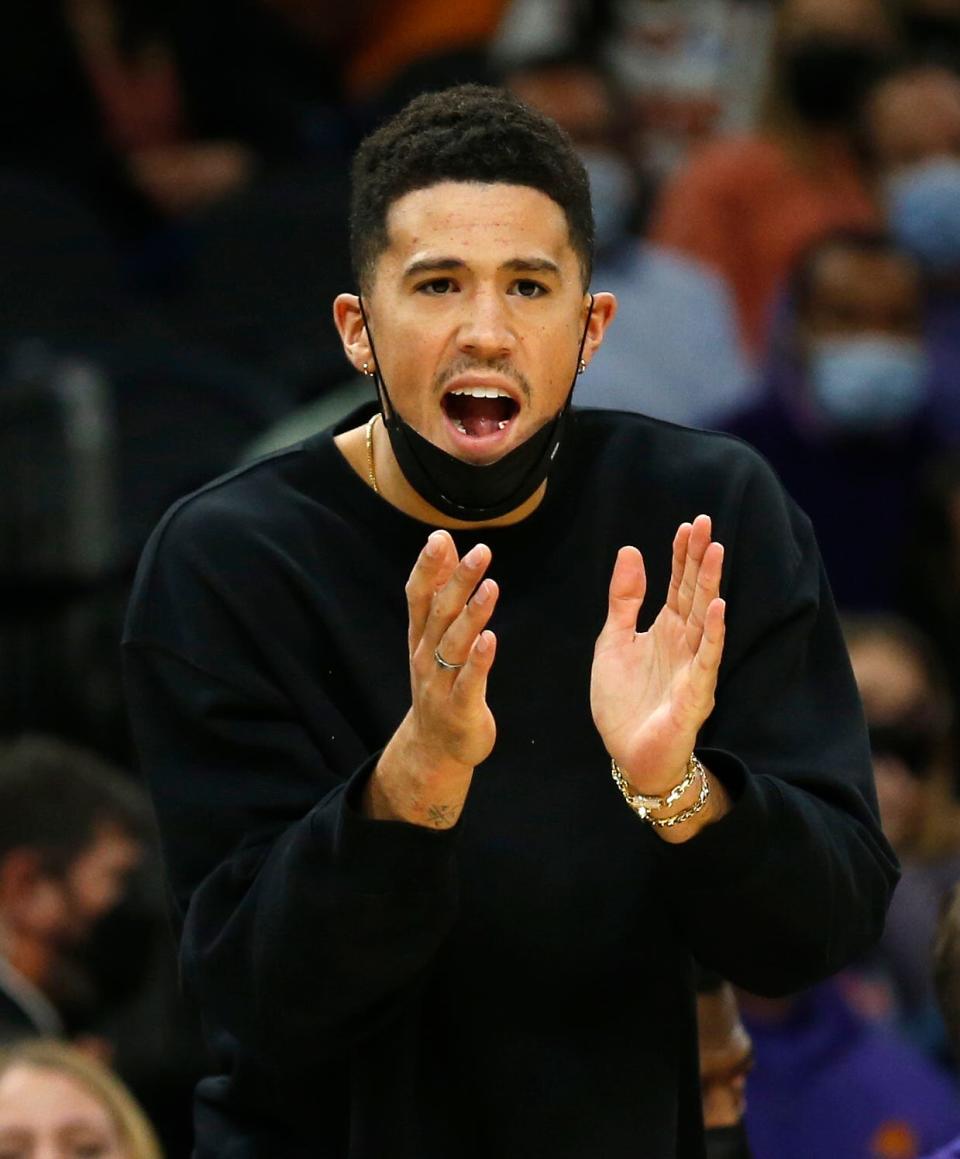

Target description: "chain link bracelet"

left=647, top=767, right=711, bottom=829
left=610, top=753, right=704, bottom=820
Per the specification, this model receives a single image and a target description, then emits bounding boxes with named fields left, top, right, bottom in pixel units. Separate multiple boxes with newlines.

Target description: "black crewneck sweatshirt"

left=123, top=405, right=898, bottom=1158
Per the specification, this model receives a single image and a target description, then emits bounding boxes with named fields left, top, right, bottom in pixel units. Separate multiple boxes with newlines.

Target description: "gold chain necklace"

left=365, top=413, right=380, bottom=494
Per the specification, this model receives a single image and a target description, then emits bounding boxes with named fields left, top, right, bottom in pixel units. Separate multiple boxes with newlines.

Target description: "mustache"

left=434, top=357, right=531, bottom=402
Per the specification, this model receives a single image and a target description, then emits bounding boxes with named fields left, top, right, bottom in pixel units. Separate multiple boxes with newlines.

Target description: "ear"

left=579, top=291, right=618, bottom=370
left=333, top=293, right=375, bottom=376
left=0, top=849, right=65, bottom=935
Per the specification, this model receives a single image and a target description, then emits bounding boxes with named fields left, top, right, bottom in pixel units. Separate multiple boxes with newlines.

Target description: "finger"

left=420, top=542, right=492, bottom=656
left=691, top=598, right=726, bottom=698
left=450, top=629, right=497, bottom=709
left=666, top=523, right=692, bottom=614
left=430, top=578, right=500, bottom=671
left=677, top=514, right=711, bottom=620
left=686, top=541, right=724, bottom=651
left=602, top=546, right=647, bottom=638
left=406, top=530, right=459, bottom=652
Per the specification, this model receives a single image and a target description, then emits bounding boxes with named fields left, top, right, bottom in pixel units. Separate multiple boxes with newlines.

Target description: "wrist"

left=654, top=770, right=731, bottom=844
left=362, top=716, right=474, bottom=828
left=609, top=753, right=732, bottom=842
left=610, top=752, right=703, bottom=817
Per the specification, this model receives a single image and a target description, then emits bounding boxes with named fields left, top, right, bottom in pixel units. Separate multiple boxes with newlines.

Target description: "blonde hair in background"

left=0, top=1039, right=163, bottom=1159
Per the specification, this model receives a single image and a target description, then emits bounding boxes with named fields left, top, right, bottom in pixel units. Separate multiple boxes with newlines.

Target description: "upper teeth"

left=449, top=387, right=511, bottom=399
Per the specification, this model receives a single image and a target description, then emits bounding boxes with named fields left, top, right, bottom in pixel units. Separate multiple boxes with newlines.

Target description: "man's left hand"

left=590, top=514, right=726, bottom=801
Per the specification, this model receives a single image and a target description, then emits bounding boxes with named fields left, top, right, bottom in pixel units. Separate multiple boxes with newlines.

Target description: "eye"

left=417, top=278, right=457, bottom=295
left=511, top=279, right=548, bottom=298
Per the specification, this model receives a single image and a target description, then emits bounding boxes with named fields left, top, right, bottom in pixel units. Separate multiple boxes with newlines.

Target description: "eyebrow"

left=402, top=256, right=562, bottom=279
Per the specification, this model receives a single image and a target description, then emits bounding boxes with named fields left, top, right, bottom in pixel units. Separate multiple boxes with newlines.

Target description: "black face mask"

left=782, top=38, right=888, bottom=126
left=358, top=295, right=594, bottom=522
left=705, top=1123, right=754, bottom=1159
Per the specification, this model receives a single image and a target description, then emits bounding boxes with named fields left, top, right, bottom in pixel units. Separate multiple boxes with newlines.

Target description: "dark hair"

left=349, top=84, right=594, bottom=292
left=791, top=227, right=917, bottom=317
left=0, top=735, right=151, bottom=876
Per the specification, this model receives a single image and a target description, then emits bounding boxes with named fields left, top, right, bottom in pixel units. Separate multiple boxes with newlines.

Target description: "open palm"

left=590, top=515, right=726, bottom=797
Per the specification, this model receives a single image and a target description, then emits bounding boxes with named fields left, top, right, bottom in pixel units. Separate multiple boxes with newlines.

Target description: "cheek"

left=23, top=881, right=71, bottom=937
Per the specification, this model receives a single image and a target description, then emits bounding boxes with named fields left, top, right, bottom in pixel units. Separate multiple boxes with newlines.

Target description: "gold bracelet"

left=610, top=753, right=704, bottom=820
left=647, top=768, right=710, bottom=829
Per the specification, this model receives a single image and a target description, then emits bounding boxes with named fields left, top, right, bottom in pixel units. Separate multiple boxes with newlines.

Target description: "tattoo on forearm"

left=426, top=803, right=455, bottom=828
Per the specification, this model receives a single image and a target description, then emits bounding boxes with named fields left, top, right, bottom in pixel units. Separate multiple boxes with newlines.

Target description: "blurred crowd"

left=7, top=0, right=960, bottom=1155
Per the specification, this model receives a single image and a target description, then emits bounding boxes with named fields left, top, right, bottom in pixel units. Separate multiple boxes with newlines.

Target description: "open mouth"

left=441, top=387, right=520, bottom=439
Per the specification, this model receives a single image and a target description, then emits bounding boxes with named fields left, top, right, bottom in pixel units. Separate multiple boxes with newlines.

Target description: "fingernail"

left=473, top=580, right=491, bottom=605
left=476, top=630, right=491, bottom=653
left=463, top=543, right=486, bottom=568
left=425, top=531, right=444, bottom=558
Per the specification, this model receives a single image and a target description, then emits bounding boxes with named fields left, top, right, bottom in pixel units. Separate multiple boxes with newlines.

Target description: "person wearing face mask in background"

left=650, top=0, right=892, bottom=359
left=721, top=228, right=943, bottom=613
left=504, top=51, right=752, bottom=428
left=863, top=64, right=960, bottom=442
left=842, top=615, right=960, bottom=1065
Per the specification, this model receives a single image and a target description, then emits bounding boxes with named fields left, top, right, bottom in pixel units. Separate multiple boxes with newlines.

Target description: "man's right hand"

left=362, top=530, right=499, bottom=828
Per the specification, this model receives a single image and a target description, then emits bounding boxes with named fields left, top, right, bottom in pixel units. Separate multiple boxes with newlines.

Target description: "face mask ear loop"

left=357, top=294, right=393, bottom=421
left=563, top=293, right=595, bottom=414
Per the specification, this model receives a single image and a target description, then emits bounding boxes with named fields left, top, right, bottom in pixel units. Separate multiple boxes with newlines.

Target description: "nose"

left=456, top=286, right=515, bottom=360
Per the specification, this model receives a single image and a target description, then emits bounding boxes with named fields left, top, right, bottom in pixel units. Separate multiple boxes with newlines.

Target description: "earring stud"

left=578, top=359, right=586, bottom=375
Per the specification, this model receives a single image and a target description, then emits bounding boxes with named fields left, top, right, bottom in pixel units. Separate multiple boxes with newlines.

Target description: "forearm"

left=362, top=712, right=475, bottom=829
left=186, top=761, right=460, bottom=1062
left=653, top=766, right=732, bottom=844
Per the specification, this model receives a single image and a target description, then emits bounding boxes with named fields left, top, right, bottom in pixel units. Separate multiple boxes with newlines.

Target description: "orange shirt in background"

left=345, top=0, right=509, bottom=101
left=650, top=135, right=881, bottom=356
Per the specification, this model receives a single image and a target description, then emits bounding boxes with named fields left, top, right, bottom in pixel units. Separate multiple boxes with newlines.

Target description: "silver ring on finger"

left=434, top=646, right=465, bottom=671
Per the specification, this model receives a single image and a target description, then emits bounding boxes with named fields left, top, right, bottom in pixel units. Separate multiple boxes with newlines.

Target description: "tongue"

left=457, top=397, right=509, bottom=438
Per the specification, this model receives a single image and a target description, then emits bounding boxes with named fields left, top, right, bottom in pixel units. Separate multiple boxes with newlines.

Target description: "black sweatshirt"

left=122, top=405, right=899, bottom=1159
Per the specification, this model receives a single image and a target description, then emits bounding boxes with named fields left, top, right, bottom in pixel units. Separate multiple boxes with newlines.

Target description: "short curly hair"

left=350, top=84, right=594, bottom=292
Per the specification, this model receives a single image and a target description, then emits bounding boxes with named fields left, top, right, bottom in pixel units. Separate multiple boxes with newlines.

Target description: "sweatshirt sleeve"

left=654, top=453, right=900, bottom=996
left=122, top=498, right=459, bottom=1074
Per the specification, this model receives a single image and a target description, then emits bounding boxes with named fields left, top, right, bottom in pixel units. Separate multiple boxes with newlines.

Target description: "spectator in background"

left=651, top=0, right=891, bottom=357
left=740, top=980, right=960, bottom=1159
left=696, top=969, right=754, bottom=1159
left=1, top=0, right=345, bottom=246
left=843, top=616, right=960, bottom=1060
left=335, top=0, right=508, bottom=112
left=0, top=736, right=147, bottom=1045
left=863, top=64, right=960, bottom=440
left=723, top=229, right=940, bottom=612
left=493, top=0, right=776, bottom=184
left=901, top=455, right=960, bottom=716
left=0, top=1038, right=162, bottom=1158
left=505, top=52, right=752, bottom=427
left=600, top=0, right=778, bottom=184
